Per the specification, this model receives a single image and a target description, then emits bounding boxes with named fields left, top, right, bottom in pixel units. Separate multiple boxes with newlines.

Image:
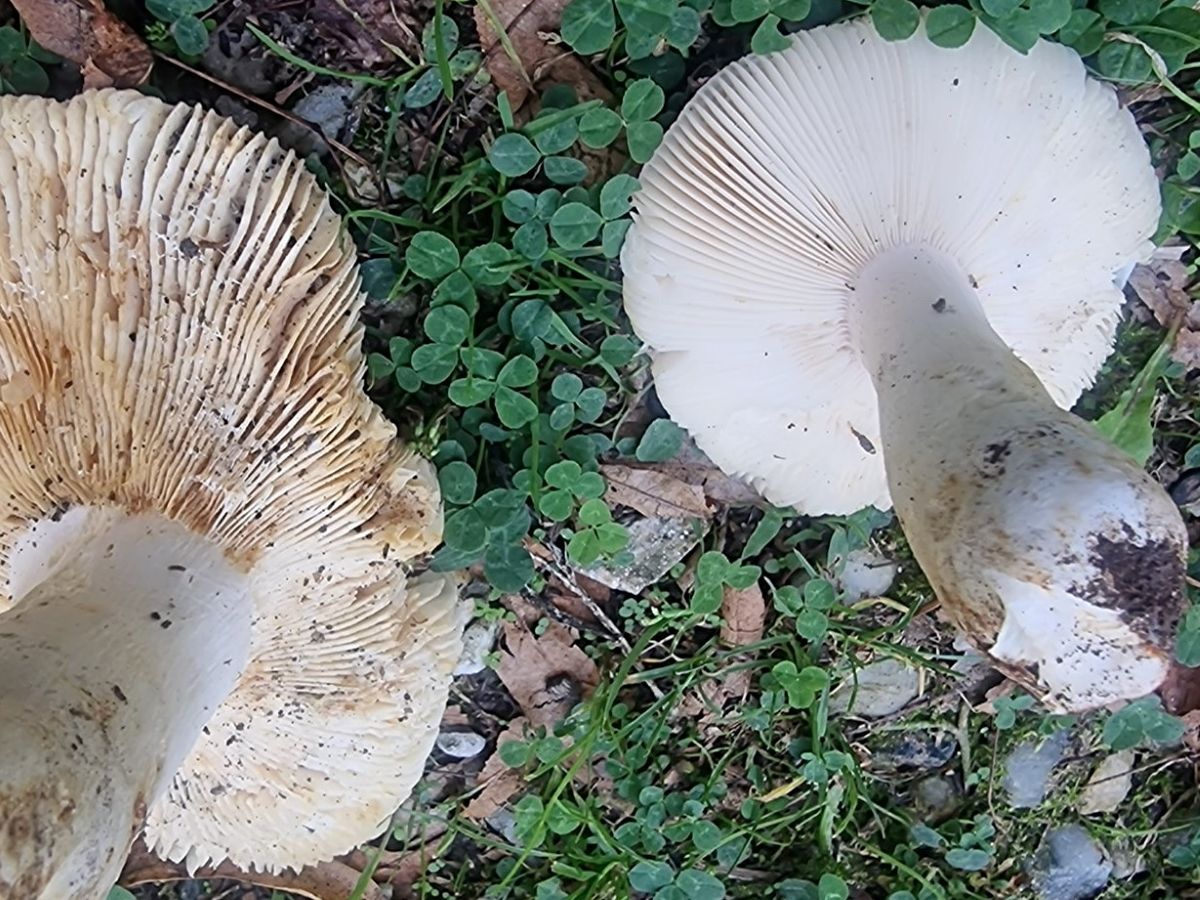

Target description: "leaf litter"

left=494, top=619, right=600, bottom=727
left=474, top=0, right=610, bottom=115
left=11, top=0, right=151, bottom=87
left=678, top=583, right=767, bottom=723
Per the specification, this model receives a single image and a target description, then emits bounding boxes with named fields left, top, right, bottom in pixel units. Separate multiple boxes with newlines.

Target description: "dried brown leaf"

left=720, top=583, right=766, bottom=647
left=678, top=585, right=765, bottom=724
left=1182, top=709, right=1200, bottom=752
left=602, top=463, right=712, bottom=520
left=647, top=461, right=761, bottom=506
left=121, top=839, right=384, bottom=900
left=378, top=839, right=444, bottom=900
left=501, top=591, right=545, bottom=626
left=1129, top=259, right=1190, bottom=327
left=1161, top=659, right=1200, bottom=715
left=12, top=0, right=151, bottom=88
left=1126, top=257, right=1200, bottom=371
left=1173, top=325, right=1200, bottom=373
left=495, top=620, right=598, bottom=727
left=473, top=0, right=609, bottom=114
left=308, top=0, right=424, bottom=66
left=463, top=717, right=532, bottom=820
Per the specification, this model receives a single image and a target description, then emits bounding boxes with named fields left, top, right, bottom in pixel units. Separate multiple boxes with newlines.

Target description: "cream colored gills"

left=855, top=245, right=1185, bottom=710
left=0, top=511, right=253, bottom=898
left=621, top=17, right=1187, bottom=711
left=0, top=90, right=465, bottom=900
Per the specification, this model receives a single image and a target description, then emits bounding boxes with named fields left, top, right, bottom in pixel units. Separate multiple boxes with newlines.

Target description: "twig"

left=524, top=537, right=665, bottom=700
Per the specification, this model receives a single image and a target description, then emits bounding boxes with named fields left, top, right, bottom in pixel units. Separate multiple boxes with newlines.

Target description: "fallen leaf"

left=12, top=0, right=151, bottom=88
left=502, top=591, right=546, bottom=626
left=1077, top=750, right=1135, bottom=815
left=1172, top=323, right=1200, bottom=372
left=679, top=585, right=766, bottom=723
left=1161, top=659, right=1200, bottom=716
left=1128, top=258, right=1191, bottom=327
left=463, top=717, right=532, bottom=820
left=307, top=0, right=424, bottom=66
left=602, top=463, right=711, bottom=520
left=1126, top=255, right=1200, bottom=372
left=1181, top=709, right=1200, bottom=752
left=526, top=537, right=609, bottom=612
left=377, top=839, right=444, bottom=900
left=548, top=589, right=599, bottom=623
left=121, top=839, right=384, bottom=900
left=474, top=0, right=609, bottom=115
left=495, top=620, right=598, bottom=727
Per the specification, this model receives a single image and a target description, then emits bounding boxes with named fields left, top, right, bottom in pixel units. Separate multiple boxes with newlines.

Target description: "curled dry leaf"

left=307, top=0, right=425, bottom=66
left=1127, top=255, right=1200, bottom=372
left=474, top=0, right=609, bottom=115
left=1160, top=658, right=1200, bottom=715
left=679, top=584, right=766, bottom=723
left=1128, top=258, right=1190, bottom=326
left=120, top=839, right=384, bottom=900
left=11, top=0, right=151, bottom=88
left=720, top=583, right=766, bottom=648
left=602, top=463, right=712, bottom=520
left=378, top=839, right=445, bottom=900
left=1181, top=709, right=1200, bottom=752
left=463, top=716, right=533, bottom=820
left=496, top=620, right=599, bottom=727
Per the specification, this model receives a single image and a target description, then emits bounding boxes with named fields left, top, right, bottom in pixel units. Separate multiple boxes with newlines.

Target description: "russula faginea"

left=0, top=90, right=464, bottom=898
left=621, top=19, right=1187, bottom=712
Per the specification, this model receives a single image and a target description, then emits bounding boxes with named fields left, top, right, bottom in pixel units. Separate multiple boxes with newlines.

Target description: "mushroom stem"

left=0, top=508, right=252, bottom=899
left=851, top=245, right=1186, bottom=710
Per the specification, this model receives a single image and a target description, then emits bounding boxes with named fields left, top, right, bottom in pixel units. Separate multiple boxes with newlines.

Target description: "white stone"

left=830, top=658, right=920, bottom=718
left=838, top=548, right=898, bottom=602
left=455, top=619, right=499, bottom=676
left=436, top=730, right=487, bottom=759
left=1002, top=729, right=1071, bottom=808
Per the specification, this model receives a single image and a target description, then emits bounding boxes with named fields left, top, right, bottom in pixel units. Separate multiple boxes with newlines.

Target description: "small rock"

left=580, top=516, right=706, bottom=594
left=1077, top=750, right=1135, bottom=815
left=486, top=807, right=521, bottom=845
left=213, top=95, right=258, bottom=129
left=202, top=24, right=279, bottom=96
left=436, top=730, right=487, bottom=759
left=1002, top=729, right=1071, bottom=809
left=869, top=731, right=957, bottom=773
left=278, top=83, right=364, bottom=156
left=1108, top=840, right=1145, bottom=880
left=912, top=775, right=961, bottom=822
left=830, top=658, right=920, bottom=718
left=1030, top=825, right=1112, bottom=900
left=838, top=548, right=898, bottom=602
left=455, top=619, right=500, bottom=676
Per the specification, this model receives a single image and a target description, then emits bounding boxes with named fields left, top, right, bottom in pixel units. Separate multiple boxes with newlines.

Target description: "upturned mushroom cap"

left=0, top=90, right=462, bottom=872
left=621, top=18, right=1160, bottom=514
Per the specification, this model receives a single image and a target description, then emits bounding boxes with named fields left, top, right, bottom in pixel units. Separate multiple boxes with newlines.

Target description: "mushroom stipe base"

left=853, top=245, right=1186, bottom=711
left=0, top=508, right=251, bottom=898
left=0, top=90, right=461, bottom=899
left=621, top=19, right=1187, bottom=712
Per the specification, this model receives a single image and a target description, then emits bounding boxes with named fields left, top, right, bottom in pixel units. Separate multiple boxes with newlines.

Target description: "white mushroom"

left=621, top=19, right=1186, bottom=712
left=0, top=90, right=464, bottom=897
